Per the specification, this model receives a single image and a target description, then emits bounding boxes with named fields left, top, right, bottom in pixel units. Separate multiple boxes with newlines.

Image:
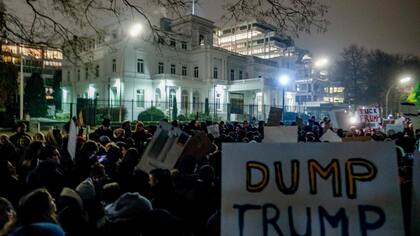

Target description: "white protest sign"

left=222, top=143, right=404, bottom=236
left=358, top=107, right=380, bottom=123
left=207, top=124, right=220, bottom=138
left=136, top=121, right=190, bottom=173
left=411, top=154, right=420, bottom=236
left=67, top=120, right=77, bottom=160
left=385, top=124, right=404, bottom=134
left=320, top=129, right=342, bottom=142
left=263, top=126, right=297, bottom=143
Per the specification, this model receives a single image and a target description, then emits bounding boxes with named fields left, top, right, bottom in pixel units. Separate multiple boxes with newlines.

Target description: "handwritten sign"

left=358, top=107, right=380, bottom=123
left=221, top=143, right=404, bottom=236
left=136, top=121, right=190, bottom=173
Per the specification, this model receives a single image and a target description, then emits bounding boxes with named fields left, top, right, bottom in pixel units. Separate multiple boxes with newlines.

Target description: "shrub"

left=138, top=106, right=166, bottom=122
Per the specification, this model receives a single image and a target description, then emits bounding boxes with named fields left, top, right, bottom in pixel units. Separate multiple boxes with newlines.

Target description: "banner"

left=263, top=126, right=297, bottom=143
left=136, top=121, right=190, bottom=173
left=222, top=143, right=404, bottom=236
left=385, top=124, right=404, bottom=134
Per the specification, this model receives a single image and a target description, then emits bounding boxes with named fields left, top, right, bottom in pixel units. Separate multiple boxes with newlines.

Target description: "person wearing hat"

left=95, top=119, right=113, bottom=140
left=9, top=122, right=31, bottom=148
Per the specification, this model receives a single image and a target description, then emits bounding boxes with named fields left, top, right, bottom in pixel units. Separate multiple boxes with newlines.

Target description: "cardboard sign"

left=263, top=126, right=297, bottom=143
left=221, top=143, right=404, bottom=236
left=320, top=129, right=342, bottom=142
left=207, top=124, right=220, bottom=138
left=67, top=120, right=77, bottom=160
left=329, top=110, right=352, bottom=130
left=358, top=107, right=380, bottom=123
left=136, top=121, right=190, bottom=173
left=411, top=154, right=420, bottom=236
left=180, top=131, right=214, bottom=161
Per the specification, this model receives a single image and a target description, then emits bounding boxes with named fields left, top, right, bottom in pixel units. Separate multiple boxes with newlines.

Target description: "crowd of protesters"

left=0, top=115, right=416, bottom=235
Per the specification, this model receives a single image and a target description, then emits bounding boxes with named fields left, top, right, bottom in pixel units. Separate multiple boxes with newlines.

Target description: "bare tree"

left=0, top=0, right=328, bottom=56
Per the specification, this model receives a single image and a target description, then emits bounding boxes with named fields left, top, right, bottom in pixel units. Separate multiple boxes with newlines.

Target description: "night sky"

left=199, top=0, right=420, bottom=58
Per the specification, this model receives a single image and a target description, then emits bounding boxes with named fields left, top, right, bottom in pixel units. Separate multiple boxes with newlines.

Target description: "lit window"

left=136, top=89, right=145, bottom=108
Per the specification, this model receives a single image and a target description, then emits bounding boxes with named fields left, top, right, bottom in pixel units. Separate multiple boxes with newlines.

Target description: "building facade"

left=62, top=15, right=293, bottom=122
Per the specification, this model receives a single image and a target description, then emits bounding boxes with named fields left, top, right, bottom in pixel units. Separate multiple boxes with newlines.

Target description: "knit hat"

left=60, top=187, right=84, bottom=210
left=75, top=178, right=96, bottom=201
left=104, top=192, right=152, bottom=223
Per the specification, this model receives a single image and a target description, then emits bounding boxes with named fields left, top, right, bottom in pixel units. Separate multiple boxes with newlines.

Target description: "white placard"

left=263, top=126, right=297, bottom=143
left=358, top=107, right=380, bottom=123
left=411, top=154, right=420, bottom=236
left=385, top=124, right=404, bottom=134
left=222, top=143, right=404, bottom=236
left=320, top=129, right=342, bottom=142
left=67, top=120, right=77, bottom=160
left=207, top=124, right=220, bottom=138
left=136, top=121, right=190, bottom=173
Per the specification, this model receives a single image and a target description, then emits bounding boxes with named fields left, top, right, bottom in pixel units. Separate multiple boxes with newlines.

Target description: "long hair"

left=17, top=188, right=57, bottom=225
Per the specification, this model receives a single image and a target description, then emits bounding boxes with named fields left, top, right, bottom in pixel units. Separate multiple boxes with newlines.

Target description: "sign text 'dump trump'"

left=221, top=143, right=404, bottom=236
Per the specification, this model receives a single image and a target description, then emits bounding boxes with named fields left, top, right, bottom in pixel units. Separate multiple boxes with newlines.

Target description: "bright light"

left=349, top=116, right=358, bottom=124
left=129, top=23, right=142, bottom=38
left=399, top=76, right=412, bottom=84
left=114, top=79, right=121, bottom=89
left=88, top=85, right=96, bottom=99
left=314, top=58, right=329, bottom=68
left=279, top=75, right=290, bottom=86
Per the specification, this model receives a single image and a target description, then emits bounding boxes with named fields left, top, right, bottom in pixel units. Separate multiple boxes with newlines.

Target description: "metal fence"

left=57, top=99, right=314, bottom=126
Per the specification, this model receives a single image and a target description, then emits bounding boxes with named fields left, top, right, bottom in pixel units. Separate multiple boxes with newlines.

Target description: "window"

left=112, top=59, right=116, bottom=72
left=194, top=66, right=199, bottom=78
left=181, top=41, right=187, bottom=50
left=137, top=59, right=144, bottom=73
left=239, top=70, right=243, bottom=80
left=136, top=89, right=145, bottom=108
left=169, top=89, right=176, bottom=108
left=182, top=66, right=187, bottom=76
left=67, top=71, right=70, bottom=82
left=170, top=64, right=176, bottom=74
left=155, top=88, right=161, bottom=107
left=213, top=67, right=218, bottom=79
left=230, top=69, right=235, bottom=81
left=95, top=65, right=99, bottom=78
left=181, top=90, right=189, bottom=114
left=193, top=91, right=200, bottom=112
left=158, top=62, right=164, bottom=74
left=85, top=66, right=89, bottom=80
left=199, top=35, right=204, bottom=45
left=216, top=93, right=221, bottom=110
left=257, top=93, right=263, bottom=112
left=170, top=39, right=176, bottom=47
left=77, top=69, right=80, bottom=81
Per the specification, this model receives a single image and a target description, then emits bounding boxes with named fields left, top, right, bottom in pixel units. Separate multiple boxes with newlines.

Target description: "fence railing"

left=53, top=99, right=312, bottom=125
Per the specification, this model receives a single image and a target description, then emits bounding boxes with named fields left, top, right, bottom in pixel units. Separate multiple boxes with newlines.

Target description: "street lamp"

left=385, top=76, right=412, bottom=117
left=279, top=75, right=289, bottom=121
left=118, top=22, right=142, bottom=122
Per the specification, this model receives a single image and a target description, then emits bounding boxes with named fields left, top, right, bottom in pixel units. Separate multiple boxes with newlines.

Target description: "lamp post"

left=118, top=23, right=142, bottom=122
left=279, top=75, right=289, bottom=122
left=385, top=76, right=412, bottom=117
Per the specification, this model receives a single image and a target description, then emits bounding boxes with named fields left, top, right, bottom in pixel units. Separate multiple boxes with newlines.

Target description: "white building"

left=62, top=15, right=294, bottom=122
